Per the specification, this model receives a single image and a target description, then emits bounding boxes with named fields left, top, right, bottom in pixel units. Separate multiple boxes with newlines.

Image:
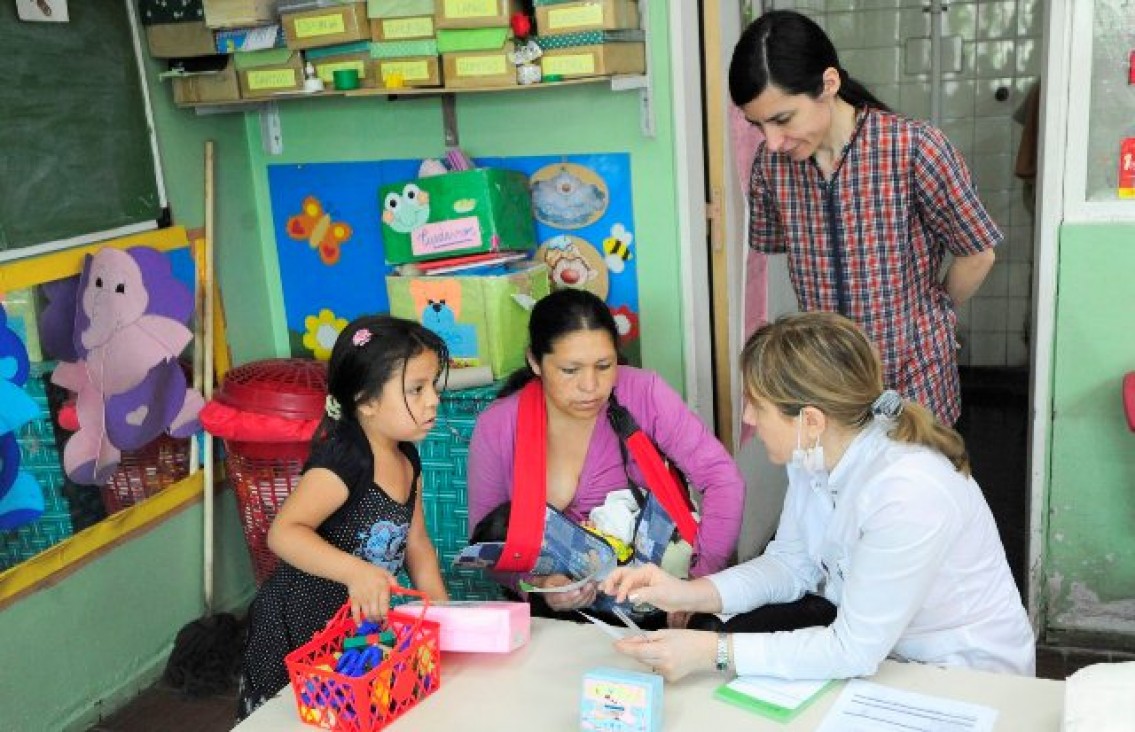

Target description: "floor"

left=88, top=367, right=1118, bottom=731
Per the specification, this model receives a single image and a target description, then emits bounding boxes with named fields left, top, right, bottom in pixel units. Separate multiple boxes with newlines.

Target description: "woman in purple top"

left=467, top=289, right=745, bottom=617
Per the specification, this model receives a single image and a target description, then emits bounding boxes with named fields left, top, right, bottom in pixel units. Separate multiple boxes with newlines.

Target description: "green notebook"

left=713, top=676, right=838, bottom=722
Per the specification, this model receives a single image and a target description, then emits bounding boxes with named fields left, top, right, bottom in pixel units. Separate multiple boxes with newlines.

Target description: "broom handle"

left=203, top=140, right=216, bottom=615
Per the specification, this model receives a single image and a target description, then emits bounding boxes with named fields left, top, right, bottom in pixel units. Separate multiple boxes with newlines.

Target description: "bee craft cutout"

left=383, top=183, right=431, bottom=233
left=602, top=224, right=634, bottom=274
left=287, top=196, right=353, bottom=265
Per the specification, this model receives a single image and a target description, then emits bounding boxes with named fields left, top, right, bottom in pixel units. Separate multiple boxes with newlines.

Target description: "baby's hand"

left=345, top=561, right=399, bottom=625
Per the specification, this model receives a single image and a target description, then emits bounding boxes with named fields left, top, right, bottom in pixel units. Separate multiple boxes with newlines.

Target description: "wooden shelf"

left=182, top=74, right=646, bottom=112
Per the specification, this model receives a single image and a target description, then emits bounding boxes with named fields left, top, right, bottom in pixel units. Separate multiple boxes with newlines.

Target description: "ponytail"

left=889, top=400, right=970, bottom=476
left=836, top=68, right=890, bottom=111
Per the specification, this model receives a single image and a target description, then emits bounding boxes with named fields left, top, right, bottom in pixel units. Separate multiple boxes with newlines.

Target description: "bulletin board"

left=0, top=2, right=163, bottom=257
left=267, top=154, right=641, bottom=364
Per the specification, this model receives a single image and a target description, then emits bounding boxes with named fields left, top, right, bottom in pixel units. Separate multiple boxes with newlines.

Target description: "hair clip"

left=870, top=389, right=904, bottom=420
left=352, top=328, right=372, bottom=347
left=325, top=394, right=342, bottom=421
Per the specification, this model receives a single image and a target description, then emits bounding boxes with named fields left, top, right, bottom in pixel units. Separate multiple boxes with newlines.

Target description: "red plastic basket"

left=207, top=358, right=328, bottom=584
left=100, top=434, right=192, bottom=515
left=284, top=589, right=442, bottom=731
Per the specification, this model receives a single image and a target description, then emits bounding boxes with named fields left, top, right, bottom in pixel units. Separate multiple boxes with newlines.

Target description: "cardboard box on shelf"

left=308, top=42, right=378, bottom=87
left=539, top=42, right=644, bottom=78
left=436, top=26, right=510, bottom=53
left=145, top=21, right=217, bottom=58
left=234, top=47, right=305, bottom=97
left=374, top=55, right=442, bottom=87
left=370, top=14, right=435, bottom=40
left=535, top=0, right=638, bottom=35
left=172, top=57, right=242, bottom=104
left=214, top=24, right=285, bottom=53
left=203, top=0, right=279, bottom=29
left=441, top=46, right=516, bottom=89
left=435, top=0, right=520, bottom=30
left=282, top=2, right=370, bottom=50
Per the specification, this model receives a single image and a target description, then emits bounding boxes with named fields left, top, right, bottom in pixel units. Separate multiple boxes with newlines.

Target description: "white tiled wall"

left=766, top=0, right=1042, bottom=366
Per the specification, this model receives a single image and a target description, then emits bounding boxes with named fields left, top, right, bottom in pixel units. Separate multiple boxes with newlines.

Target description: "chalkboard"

left=0, top=2, right=162, bottom=255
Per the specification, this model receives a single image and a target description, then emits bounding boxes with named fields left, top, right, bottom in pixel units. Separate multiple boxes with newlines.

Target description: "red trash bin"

left=201, top=358, right=327, bottom=584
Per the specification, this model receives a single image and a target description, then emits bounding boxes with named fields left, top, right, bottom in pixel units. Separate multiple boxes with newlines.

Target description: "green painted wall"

left=1046, top=222, right=1135, bottom=636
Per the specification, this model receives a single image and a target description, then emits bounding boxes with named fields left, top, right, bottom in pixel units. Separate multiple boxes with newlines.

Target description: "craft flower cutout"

left=303, top=309, right=347, bottom=361
left=611, top=306, right=639, bottom=343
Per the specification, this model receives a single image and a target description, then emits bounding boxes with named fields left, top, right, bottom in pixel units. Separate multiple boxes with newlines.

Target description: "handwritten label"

left=246, top=68, right=297, bottom=90
left=294, top=14, right=347, bottom=38
left=316, top=60, right=367, bottom=83
left=543, top=54, right=596, bottom=76
left=444, top=0, right=499, bottom=20
left=548, top=4, right=604, bottom=31
left=382, top=16, right=434, bottom=39
left=455, top=54, right=508, bottom=77
left=411, top=216, right=484, bottom=256
left=380, top=60, right=431, bottom=82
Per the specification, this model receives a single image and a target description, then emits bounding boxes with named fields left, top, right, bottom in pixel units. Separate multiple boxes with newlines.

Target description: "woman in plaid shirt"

left=728, top=10, right=999, bottom=425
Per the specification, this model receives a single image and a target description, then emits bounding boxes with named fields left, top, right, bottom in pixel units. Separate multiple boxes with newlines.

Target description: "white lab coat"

left=709, top=419, right=1035, bottom=679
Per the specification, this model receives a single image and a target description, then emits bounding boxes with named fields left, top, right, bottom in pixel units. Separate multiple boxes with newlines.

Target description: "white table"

left=236, top=618, right=1064, bottom=731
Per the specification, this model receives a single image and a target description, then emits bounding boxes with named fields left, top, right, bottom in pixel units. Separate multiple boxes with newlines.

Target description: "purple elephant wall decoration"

left=51, top=246, right=204, bottom=486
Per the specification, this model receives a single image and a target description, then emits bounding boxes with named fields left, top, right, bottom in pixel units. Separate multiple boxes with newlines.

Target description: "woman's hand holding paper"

left=614, top=629, right=718, bottom=683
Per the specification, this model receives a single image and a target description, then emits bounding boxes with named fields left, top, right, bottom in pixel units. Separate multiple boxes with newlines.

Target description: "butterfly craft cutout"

left=287, top=195, right=353, bottom=265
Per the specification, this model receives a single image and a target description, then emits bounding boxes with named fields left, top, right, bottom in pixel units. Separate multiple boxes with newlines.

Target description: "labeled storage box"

left=435, top=27, right=510, bottom=53
left=204, top=0, right=279, bottom=29
left=145, top=21, right=217, bottom=58
left=368, top=0, right=435, bottom=17
left=235, top=48, right=305, bottom=97
left=370, top=14, right=435, bottom=40
left=379, top=168, right=535, bottom=263
left=435, top=0, right=520, bottom=30
left=172, top=57, right=243, bottom=104
left=374, top=56, right=442, bottom=87
left=540, top=42, right=645, bottom=78
left=391, top=602, right=529, bottom=653
left=441, top=46, right=516, bottom=88
left=385, top=263, right=550, bottom=378
left=535, top=0, right=638, bottom=34
left=308, top=41, right=377, bottom=87
left=282, top=2, right=369, bottom=50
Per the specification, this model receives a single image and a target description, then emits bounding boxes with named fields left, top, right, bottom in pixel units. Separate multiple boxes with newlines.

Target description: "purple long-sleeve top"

left=466, top=366, right=745, bottom=576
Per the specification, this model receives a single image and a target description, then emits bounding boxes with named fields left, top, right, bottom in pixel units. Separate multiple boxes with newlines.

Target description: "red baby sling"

left=494, top=379, right=698, bottom=573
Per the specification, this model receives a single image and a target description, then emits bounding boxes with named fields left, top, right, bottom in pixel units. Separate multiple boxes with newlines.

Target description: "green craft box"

left=368, top=0, right=435, bottom=17
left=385, top=263, right=550, bottom=378
left=436, top=27, right=511, bottom=53
left=379, top=168, right=537, bottom=264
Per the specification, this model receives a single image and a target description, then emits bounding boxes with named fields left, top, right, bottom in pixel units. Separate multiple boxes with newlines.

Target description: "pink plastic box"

left=391, top=601, right=531, bottom=653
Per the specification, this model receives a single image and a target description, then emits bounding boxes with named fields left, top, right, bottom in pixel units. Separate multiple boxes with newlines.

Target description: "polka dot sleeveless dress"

left=236, top=432, right=420, bottom=720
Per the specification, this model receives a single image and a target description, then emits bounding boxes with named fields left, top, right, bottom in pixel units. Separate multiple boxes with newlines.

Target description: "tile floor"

left=88, top=366, right=1124, bottom=731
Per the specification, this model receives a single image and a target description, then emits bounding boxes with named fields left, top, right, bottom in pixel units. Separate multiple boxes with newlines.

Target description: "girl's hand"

left=613, top=630, right=718, bottom=682
left=345, top=561, right=399, bottom=625
left=601, top=563, right=690, bottom=611
left=530, top=574, right=598, bottom=611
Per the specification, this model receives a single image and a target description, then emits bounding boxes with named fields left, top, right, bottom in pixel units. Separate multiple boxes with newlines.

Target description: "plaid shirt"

left=748, top=108, right=1001, bottom=424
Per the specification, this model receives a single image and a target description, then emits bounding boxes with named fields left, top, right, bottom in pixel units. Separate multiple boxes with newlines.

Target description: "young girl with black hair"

left=731, top=10, right=999, bottom=425
left=236, top=315, right=450, bottom=719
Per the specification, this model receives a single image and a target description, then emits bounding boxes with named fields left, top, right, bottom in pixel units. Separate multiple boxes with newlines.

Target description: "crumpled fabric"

left=587, top=488, right=640, bottom=546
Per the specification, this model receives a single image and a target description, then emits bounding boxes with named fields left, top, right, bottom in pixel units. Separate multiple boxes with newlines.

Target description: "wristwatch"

left=715, top=632, right=731, bottom=672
